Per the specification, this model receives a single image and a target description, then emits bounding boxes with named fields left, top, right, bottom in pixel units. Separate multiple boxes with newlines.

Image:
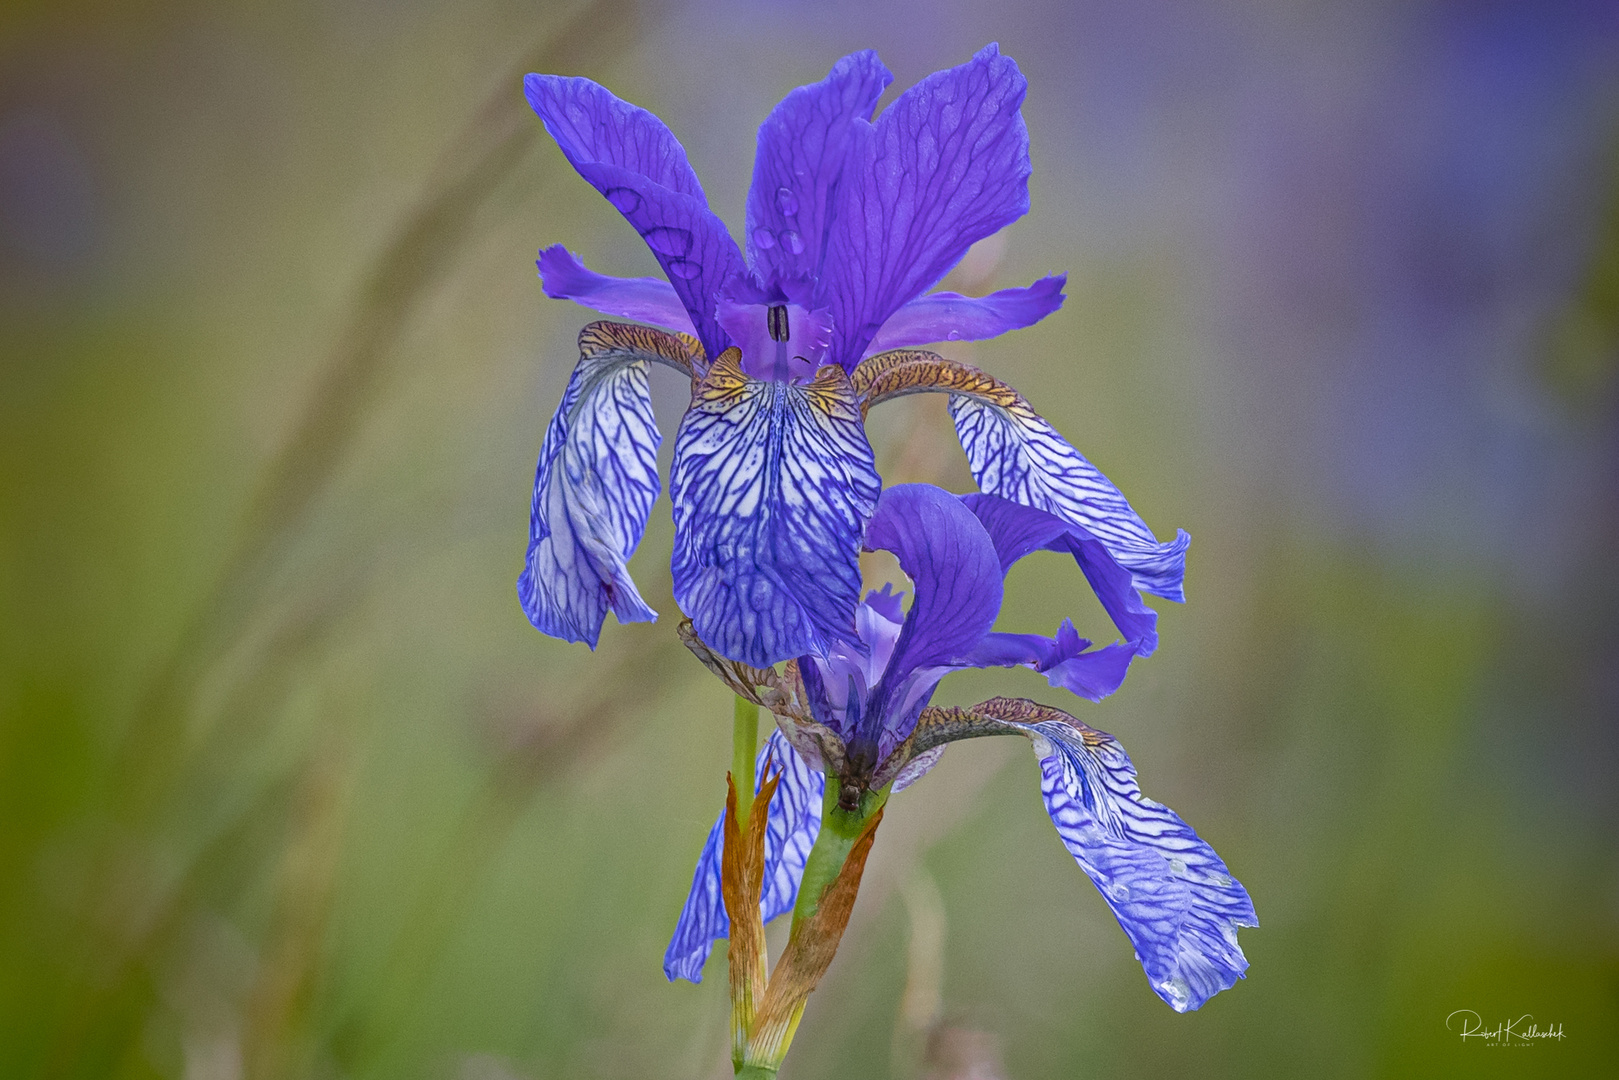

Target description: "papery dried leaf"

left=721, top=769, right=779, bottom=1059
left=744, top=806, right=884, bottom=1068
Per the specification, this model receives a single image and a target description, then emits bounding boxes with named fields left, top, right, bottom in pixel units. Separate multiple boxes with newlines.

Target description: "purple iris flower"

left=666, top=485, right=1255, bottom=1013
left=517, top=45, right=1188, bottom=668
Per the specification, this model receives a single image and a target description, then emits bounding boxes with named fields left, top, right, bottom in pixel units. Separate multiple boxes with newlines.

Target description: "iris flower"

left=666, top=484, right=1255, bottom=1036
left=517, top=45, right=1188, bottom=668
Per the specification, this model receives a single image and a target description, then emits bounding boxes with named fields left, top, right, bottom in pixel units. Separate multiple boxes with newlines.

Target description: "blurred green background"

left=2, top=0, right=1615, bottom=1077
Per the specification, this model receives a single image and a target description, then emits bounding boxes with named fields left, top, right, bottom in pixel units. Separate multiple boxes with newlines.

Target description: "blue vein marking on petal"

left=517, top=341, right=661, bottom=647
left=663, top=730, right=825, bottom=983
left=950, top=393, right=1191, bottom=601
left=760, top=730, right=824, bottom=921
left=670, top=354, right=879, bottom=667
left=1014, top=718, right=1256, bottom=1012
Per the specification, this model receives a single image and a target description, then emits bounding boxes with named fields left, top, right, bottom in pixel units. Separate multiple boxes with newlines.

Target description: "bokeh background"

left=2, top=0, right=1616, bottom=1077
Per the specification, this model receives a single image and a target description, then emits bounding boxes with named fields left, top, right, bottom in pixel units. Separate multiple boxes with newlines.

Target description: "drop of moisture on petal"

left=775, top=186, right=799, bottom=217
left=780, top=230, right=804, bottom=255
left=604, top=186, right=643, bottom=214
left=1158, top=977, right=1192, bottom=1010
left=1109, top=882, right=1131, bottom=901
left=748, top=578, right=776, bottom=612
left=665, top=257, right=703, bottom=280
left=752, top=227, right=777, bottom=250
left=642, top=225, right=694, bottom=257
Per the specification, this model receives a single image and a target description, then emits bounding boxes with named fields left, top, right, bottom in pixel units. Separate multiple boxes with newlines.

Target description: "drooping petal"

left=1029, top=717, right=1255, bottom=1011
left=537, top=245, right=698, bottom=336
left=746, top=50, right=892, bottom=285
left=954, top=397, right=1190, bottom=601
left=525, top=74, right=745, bottom=359
left=820, top=44, right=1032, bottom=368
left=664, top=731, right=826, bottom=983
left=759, top=733, right=826, bottom=921
left=908, top=699, right=1256, bottom=1012
left=963, top=493, right=1158, bottom=655
left=851, top=349, right=1189, bottom=601
left=864, top=275, right=1066, bottom=355
left=518, top=322, right=698, bottom=646
left=671, top=351, right=879, bottom=667
left=863, top=484, right=1004, bottom=675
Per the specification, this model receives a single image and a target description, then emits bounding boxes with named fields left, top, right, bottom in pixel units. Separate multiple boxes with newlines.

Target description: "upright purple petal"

left=1018, top=717, right=1257, bottom=1012
left=525, top=74, right=745, bottom=358
left=572, top=162, right=744, bottom=361
left=524, top=73, right=706, bottom=197
left=664, top=731, right=825, bottom=983
left=820, top=44, right=1032, bottom=368
left=963, top=493, right=1159, bottom=655
left=864, top=275, right=1066, bottom=355
left=746, top=50, right=893, bottom=286
left=517, top=333, right=663, bottom=646
left=537, top=246, right=698, bottom=336
left=864, top=484, right=1004, bottom=675
left=670, top=355, right=879, bottom=667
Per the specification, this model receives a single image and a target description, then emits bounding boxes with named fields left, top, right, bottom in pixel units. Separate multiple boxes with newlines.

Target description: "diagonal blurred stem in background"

left=45, top=4, right=654, bottom=1076
left=327, top=565, right=691, bottom=1072
left=115, top=0, right=645, bottom=820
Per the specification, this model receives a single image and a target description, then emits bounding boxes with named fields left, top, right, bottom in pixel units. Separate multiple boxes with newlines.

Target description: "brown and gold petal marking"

left=578, top=319, right=705, bottom=382
left=849, top=347, right=1028, bottom=417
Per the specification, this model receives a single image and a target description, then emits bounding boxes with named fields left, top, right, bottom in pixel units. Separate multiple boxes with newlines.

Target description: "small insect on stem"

left=838, top=779, right=862, bottom=813
left=767, top=304, right=790, bottom=343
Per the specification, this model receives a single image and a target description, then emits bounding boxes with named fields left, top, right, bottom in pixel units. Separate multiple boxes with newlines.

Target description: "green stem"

left=731, top=697, right=758, bottom=826
left=735, top=1067, right=777, bottom=1079
left=791, top=781, right=889, bottom=931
